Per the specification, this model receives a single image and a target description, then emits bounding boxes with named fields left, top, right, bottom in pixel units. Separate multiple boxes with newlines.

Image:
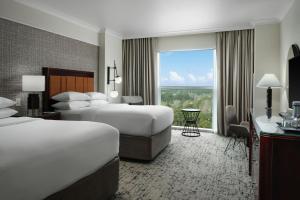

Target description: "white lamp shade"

left=257, top=74, right=281, bottom=88
left=22, top=75, right=45, bottom=92
left=115, top=76, right=122, bottom=84
left=110, top=90, right=119, bottom=98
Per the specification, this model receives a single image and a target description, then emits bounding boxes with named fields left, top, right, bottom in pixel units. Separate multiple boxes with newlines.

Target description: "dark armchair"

left=224, top=105, right=249, bottom=155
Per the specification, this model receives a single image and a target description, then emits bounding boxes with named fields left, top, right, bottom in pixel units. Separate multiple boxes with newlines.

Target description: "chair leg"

left=237, top=138, right=247, bottom=158
left=232, top=136, right=238, bottom=149
left=244, top=138, right=248, bottom=158
left=224, top=134, right=249, bottom=158
left=225, top=136, right=248, bottom=157
left=224, top=137, right=233, bottom=154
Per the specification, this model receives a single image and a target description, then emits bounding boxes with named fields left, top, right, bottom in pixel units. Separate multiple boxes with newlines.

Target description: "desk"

left=250, top=115, right=300, bottom=200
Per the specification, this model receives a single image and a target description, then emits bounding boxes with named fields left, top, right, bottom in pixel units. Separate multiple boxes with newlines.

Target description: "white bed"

left=0, top=117, right=119, bottom=200
left=59, top=104, right=174, bottom=137
left=42, top=67, right=173, bottom=160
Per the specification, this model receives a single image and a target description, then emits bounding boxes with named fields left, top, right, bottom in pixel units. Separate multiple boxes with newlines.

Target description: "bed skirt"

left=45, top=157, right=119, bottom=200
left=119, top=126, right=172, bottom=161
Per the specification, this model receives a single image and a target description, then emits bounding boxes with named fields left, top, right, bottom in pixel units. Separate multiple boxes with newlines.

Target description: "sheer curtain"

left=122, top=38, right=156, bottom=105
left=216, top=29, right=254, bottom=136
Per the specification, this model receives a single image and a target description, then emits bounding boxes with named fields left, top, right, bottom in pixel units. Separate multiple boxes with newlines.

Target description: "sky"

left=160, top=49, right=215, bottom=87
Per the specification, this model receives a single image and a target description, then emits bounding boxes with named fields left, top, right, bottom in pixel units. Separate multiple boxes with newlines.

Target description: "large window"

left=159, top=50, right=215, bottom=129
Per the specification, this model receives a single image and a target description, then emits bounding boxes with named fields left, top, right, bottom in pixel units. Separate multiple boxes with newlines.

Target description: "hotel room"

left=0, top=0, right=299, bottom=199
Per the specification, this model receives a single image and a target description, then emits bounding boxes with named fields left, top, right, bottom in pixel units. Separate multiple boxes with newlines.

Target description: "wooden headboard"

left=42, top=67, right=95, bottom=111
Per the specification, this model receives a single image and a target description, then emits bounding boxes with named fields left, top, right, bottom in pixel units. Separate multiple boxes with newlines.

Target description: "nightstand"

left=35, top=112, right=61, bottom=120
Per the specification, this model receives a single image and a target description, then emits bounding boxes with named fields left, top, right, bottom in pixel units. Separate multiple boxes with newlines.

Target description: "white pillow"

left=0, top=97, right=16, bottom=109
left=86, top=92, right=107, bottom=100
left=0, top=108, right=18, bottom=119
left=52, top=92, right=90, bottom=102
left=89, top=100, right=109, bottom=107
left=52, top=101, right=90, bottom=110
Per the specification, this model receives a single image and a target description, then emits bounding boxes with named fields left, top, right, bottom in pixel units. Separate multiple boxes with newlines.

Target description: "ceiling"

left=16, top=0, right=293, bottom=39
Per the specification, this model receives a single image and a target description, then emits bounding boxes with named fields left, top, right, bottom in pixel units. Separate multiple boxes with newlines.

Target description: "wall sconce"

left=107, top=60, right=122, bottom=98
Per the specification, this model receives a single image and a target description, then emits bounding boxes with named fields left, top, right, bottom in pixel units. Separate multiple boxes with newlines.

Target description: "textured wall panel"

left=0, top=18, right=99, bottom=114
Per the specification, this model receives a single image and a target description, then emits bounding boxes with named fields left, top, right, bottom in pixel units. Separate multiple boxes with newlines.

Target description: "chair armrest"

left=121, top=96, right=143, bottom=105
left=229, top=124, right=249, bottom=138
left=240, top=121, right=249, bottom=129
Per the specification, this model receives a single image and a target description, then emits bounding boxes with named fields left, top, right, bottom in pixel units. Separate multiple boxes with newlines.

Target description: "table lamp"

left=257, top=74, right=281, bottom=119
left=22, top=75, right=45, bottom=116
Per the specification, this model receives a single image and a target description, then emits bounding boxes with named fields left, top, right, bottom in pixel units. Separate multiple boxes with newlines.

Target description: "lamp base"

left=266, top=107, right=272, bottom=119
left=27, top=93, right=40, bottom=117
left=266, top=87, right=272, bottom=119
left=27, top=109, right=40, bottom=117
left=28, top=93, right=40, bottom=109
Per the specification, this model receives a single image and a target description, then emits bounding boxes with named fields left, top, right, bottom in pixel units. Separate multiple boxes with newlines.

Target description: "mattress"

left=59, top=104, right=174, bottom=137
left=0, top=117, right=119, bottom=200
left=59, top=107, right=90, bottom=121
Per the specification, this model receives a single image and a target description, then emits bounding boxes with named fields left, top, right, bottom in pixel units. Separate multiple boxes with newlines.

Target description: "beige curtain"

left=122, top=38, right=155, bottom=105
left=217, top=29, right=254, bottom=136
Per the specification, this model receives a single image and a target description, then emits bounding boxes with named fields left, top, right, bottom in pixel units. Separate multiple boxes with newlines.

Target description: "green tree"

left=161, top=87, right=213, bottom=128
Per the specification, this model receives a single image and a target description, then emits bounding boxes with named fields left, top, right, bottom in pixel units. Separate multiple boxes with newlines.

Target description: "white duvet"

left=0, top=117, right=119, bottom=200
left=59, top=104, right=174, bottom=137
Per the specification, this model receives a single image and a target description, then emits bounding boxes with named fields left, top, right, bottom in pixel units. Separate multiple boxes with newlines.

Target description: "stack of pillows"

left=51, top=92, right=109, bottom=110
left=0, top=97, right=18, bottom=119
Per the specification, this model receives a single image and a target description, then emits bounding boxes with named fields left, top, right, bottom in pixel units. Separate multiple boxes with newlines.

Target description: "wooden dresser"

left=250, top=115, right=300, bottom=200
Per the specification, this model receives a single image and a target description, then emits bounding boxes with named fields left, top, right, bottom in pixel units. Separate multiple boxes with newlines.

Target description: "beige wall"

left=280, top=0, right=300, bottom=112
left=157, top=33, right=216, bottom=51
left=98, top=33, right=106, bottom=92
left=99, top=32, right=123, bottom=103
left=0, top=0, right=99, bottom=45
left=253, top=24, right=281, bottom=117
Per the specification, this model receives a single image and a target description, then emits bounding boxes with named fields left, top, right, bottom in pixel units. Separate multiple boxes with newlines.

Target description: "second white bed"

left=59, top=104, right=174, bottom=137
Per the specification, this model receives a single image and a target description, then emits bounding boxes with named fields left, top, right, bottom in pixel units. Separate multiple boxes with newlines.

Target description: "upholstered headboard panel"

left=42, top=67, right=94, bottom=111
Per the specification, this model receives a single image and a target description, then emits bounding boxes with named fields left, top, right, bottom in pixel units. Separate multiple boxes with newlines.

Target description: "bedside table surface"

left=33, top=112, right=61, bottom=120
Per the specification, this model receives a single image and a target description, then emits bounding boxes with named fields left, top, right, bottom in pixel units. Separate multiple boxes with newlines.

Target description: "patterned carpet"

left=114, top=130, right=255, bottom=200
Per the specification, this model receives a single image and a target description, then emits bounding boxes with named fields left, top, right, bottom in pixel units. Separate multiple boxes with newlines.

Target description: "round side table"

left=181, top=108, right=201, bottom=137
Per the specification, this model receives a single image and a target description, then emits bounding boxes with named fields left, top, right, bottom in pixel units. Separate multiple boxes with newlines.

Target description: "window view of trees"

left=159, top=50, right=214, bottom=129
left=161, top=86, right=213, bottom=128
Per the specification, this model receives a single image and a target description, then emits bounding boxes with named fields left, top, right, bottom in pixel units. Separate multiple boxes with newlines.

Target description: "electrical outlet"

left=16, top=98, right=21, bottom=106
